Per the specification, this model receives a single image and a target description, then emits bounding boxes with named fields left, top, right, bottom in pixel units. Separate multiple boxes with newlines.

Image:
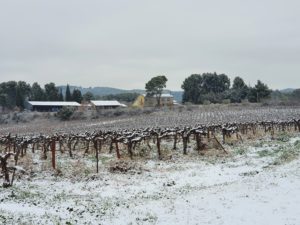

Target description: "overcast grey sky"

left=0, top=0, right=299, bottom=90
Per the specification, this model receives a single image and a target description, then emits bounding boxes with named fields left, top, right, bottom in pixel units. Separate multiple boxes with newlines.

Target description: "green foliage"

left=230, top=77, right=249, bottom=103
left=202, top=73, right=230, bottom=93
left=44, top=83, right=60, bottom=101
left=235, top=147, right=247, bottom=155
left=222, top=99, right=231, bottom=104
left=203, top=100, right=211, bottom=105
left=56, top=107, right=75, bottom=120
left=65, top=84, right=72, bottom=101
left=145, top=75, right=168, bottom=106
left=181, top=74, right=273, bottom=105
left=268, top=90, right=290, bottom=104
left=72, top=89, right=82, bottom=103
left=257, top=149, right=271, bottom=157
left=0, top=93, right=7, bottom=107
left=229, top=88, right=248, bottom=103
left=276, top=132, right=292, bottom=142
left=97, top=92, right=139, bottom=102
left=294, top=140, right=300, bottom=147
left=82, top=91, right=94, bottom=102
left=291, top=89, right=300, bottom=100
left=232, top=76, right=246, bottom=89
left=15, top=81, right=31, bottom=108
left=0, top=81, right=31, bottom=109
left=58, top=88, right=64, bottom=101
left=201, top=91, right=228, bottom=104
left=271, top=146, right=300, bottom=165
left=247, top=87, right=257, bottom=103
left=145, top=75, right=168, bottom=96
left=254, top=135, right=300, bottom=166
left=247, top=80, right=272, bottom=103
left=181, top=72, right=230, bottom=104
left=181, top=74, right=202, bottom=103
left=0, top=81, right=17, bottom=108
left=255, top=80, right=272, bottom=102
left=30, top=82, right=45, bottom=101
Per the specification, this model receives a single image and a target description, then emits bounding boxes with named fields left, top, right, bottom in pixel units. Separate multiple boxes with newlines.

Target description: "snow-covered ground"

left=0, top=134, right=300, bottom=225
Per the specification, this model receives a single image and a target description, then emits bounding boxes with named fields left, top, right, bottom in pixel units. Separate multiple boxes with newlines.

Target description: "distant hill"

left=280, top=88, right=296, bottom=93
left=58, top=86, right=183, bottom=102
left=170, top=91, right=183, bottom=103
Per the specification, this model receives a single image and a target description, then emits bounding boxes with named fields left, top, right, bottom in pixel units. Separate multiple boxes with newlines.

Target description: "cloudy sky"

left=0, top=0, right=299, bottom=90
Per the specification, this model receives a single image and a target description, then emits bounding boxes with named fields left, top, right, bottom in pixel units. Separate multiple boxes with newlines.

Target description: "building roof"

left=173, top=100, right=180, bottom=105
left=91, top=100, right=127, bottom=107
left=161, top=93, right=174, bottom=98
left=143, top=93, right=174, bottom=98
left=28, top=101, right=81, bottom=106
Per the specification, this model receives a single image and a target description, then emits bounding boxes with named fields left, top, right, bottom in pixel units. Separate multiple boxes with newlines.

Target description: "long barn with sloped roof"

left=90, top=100, right=127, bottom=110
left=26, top=101, right=81, bottom=112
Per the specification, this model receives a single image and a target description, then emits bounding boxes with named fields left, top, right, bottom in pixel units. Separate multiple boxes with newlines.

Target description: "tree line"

left=0, top=81, right=142, bottom=110
left=1, top=73, right=299, bottom=110
left=181, top=73, right=272, bottom=104
left=146, top=73, right=300, bottom=106
left=96, top=92, right=140, bottom=102
left=0, top=82, right=86, bottom=109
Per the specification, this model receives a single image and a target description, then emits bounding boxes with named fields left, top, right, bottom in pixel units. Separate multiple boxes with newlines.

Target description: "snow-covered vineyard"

left=0, top=134, right=300, bottom=225
left=1, top=106, right=300, bottom=224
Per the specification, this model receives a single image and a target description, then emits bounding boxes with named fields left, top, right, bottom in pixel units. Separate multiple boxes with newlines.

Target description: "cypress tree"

left=65, top=84, right=72, bottom=101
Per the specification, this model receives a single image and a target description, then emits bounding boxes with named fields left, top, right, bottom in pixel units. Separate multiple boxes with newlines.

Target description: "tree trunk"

left=157, top=137, right=161, bottom=159
left=127, top=142, right=133, bottom=159
left=173, top=134, right=177, bottom=150
left=51, top=140, right=56, bottom=169
left=183, top=137, right=188, bottom=155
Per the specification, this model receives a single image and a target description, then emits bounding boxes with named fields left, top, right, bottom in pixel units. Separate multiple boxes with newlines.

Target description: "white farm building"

left=90, top=100, right=127, bottom=110
left=25, top=101, right=81, bottom=112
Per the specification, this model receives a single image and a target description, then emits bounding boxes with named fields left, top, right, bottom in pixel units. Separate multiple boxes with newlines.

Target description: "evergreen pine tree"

left=30, top=82, right=45, bottom=101
left=72, top=89, right=82, bottom=103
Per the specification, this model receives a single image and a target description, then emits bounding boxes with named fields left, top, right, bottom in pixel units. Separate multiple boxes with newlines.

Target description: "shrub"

left=203, top=100, right=211, bottom=105
left=56, top=107, right=75, bottom=121
left=222, top=99, right=231, bottom=104
left=276, top=132, right=291, bottom=142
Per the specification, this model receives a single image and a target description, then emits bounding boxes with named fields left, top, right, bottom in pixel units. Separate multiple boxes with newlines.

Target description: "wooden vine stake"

left=115, top=142, right=121, bottom=159
left=51, top=139, right=56, bottom=169
left=96, top=140, right=99, bottom=173
left=213, top=134, right=228, bottom=154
